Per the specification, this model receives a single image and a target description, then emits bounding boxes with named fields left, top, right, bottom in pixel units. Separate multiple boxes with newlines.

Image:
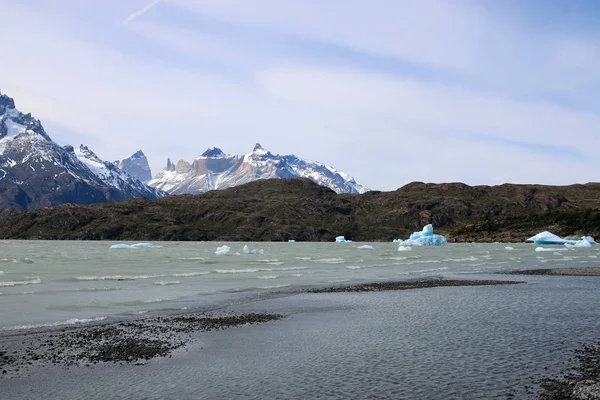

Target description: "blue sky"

left=1, top=0, right=599, bottom=190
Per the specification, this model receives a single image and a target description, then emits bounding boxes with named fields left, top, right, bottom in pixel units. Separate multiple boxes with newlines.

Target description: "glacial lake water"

left=1, top=241, right=600, bottom=399
left=0, top=240, right=599, bottom=330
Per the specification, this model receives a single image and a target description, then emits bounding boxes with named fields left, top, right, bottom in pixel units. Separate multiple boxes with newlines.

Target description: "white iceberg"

left=535, top=247, right=561, bottom=252
left=356, top=245, right=373, bottom=249
left=397, top=246, right=413, bottom=252
left=131, top=243, right=153, bottom=248
left=396, top=224, right=447, bottom=246
left=243, top=245, right=264, bottom=255
left=527, top=231, right=569, bottom=245
left=335, top=236, right=352, bottom=243
left=288, top=240, right=296, bottom=243
left=392, top=239, right=402, bottom=243
left=110, top=244, right=132, bottom=249
left=215, top=245, right=231, bottom=255
left=505, top=246, right=515, bottom=251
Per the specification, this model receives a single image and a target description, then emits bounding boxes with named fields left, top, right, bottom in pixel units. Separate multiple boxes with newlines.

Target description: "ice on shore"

left=215, top=245, right=231, bottom=255
left=397, top=246, right=413, bottom=252
left=357, top=245, right=373, bottom=249
left=395, top=224, right=447, bottom=247
left=335, top=236, right=352, bottom=243
left=243, top=245, right=264, bottom=255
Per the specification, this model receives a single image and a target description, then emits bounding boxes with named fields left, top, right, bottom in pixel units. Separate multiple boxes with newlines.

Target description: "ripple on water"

left=0, top=277, right=41, bottom=287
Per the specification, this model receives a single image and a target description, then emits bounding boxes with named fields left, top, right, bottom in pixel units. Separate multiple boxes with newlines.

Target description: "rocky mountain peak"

left=201, top=147, right=225, bottom=158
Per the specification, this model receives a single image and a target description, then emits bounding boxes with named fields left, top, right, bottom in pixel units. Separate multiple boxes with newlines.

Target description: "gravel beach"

left=508, top=267, right=600, bottom=276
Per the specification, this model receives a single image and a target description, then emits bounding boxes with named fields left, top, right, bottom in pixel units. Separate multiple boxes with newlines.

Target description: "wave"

left=290, top=273, right=304, bottom=277
left=257, top=275, right=279, bottom=280
left=142, top=297, right=174, bottom=304
left=259, top=284, right=291, bottom=289
left=213, top=268, right=260, bottom=274
left=0, top=277, right=41, bottom=287
left=259, top=266, right=307, bottom=272
left=1, top=316, right=107, bottom=331
left=313, top=258, right=346, bottom=264
left=153, top=281, right=181, bottom=286
left=181, top=257, right=205, bottom=261
left=13, top=258, right=34, bottom=264
left=75, top=275, right=166, bottom=281
left=295, top=257, right=311, bottom=261
left=171, top=271, right=209, bottom=277
left=346, top=266, right=362, bottom=270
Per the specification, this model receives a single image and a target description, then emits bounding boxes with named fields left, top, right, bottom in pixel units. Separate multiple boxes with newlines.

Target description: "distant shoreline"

left=506, top=267, right=600, bottom=276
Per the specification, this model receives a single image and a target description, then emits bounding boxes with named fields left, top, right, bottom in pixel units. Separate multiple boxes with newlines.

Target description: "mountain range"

left=0, top=93, right=368, bottom=209
left=148, top=144, right=368, bottom=195
left=0, top=93, right=163, bottom=209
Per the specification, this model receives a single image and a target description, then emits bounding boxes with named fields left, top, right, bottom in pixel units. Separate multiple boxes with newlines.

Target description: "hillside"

left=0, top=178, right=599, bottom=241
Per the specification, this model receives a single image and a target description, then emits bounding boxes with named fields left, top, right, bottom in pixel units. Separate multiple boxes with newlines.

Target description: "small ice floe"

left=397, top=246, right=413, bottom=252
left=243, top=245, right=264, bottom=255
left=14, top=258, right=34, bottom=264
left=357, top=245, right=373, bottom=249
left=335, top=236, right=352, bottom=243
left=535, top=247, right=561, bottom=252
left=131, top=243, right=153, bottom=248
left=505, top=246, right=515, bottom=251
left=215, top=245, right=231, bottom=255
left=288, top=240, right=296, bottom=243
left=395, top=224, right=447, bottom=246
left=110, top=244, right=132, bottom=249
left=392, top=239, right=402, bottom=243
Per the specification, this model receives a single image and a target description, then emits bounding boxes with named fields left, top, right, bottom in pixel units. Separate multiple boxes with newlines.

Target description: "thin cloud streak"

left=122, top=0, right=161, bottom=26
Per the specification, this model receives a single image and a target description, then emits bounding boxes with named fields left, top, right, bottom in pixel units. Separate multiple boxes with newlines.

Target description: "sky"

left=1, top=0, right=599, bottom=191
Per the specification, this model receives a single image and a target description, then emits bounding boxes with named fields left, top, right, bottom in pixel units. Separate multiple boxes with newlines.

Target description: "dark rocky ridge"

left=0, top=178, right=599, bottom=241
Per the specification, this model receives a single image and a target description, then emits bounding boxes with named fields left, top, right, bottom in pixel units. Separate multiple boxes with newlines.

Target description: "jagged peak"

left=253, top=143, right=265, bottom=152
left=78, top=144, right=99, bottom=160
left=201, top=147, right=225, bottom=158
left=128, top=150, right=146, bottom=159
left=166, top=158, right=175, bottom=171
left=0, top=93, right=16, bottom=110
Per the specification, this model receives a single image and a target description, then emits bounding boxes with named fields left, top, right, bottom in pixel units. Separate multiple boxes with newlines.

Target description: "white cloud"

left=122, top=0, right=162, bottom=25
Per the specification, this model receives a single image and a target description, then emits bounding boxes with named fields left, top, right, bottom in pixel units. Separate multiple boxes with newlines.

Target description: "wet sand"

left=508, top=267, right=600, bottom=276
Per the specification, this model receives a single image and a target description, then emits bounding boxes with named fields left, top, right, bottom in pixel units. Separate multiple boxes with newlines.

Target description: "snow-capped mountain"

left=149, top=143, right=368, bottom=195
left=0, top=93, right=163, bottom=209
left=115, top=150, right=152, bottom=183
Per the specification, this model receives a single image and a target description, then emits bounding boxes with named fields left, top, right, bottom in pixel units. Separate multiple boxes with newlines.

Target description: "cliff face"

left=0, top=178, right=599, bottom=241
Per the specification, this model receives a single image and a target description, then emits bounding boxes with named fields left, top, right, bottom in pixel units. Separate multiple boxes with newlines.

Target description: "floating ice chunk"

left=357, top=245, right=373, bottom=249
left=243, top=245, right=264, bottom=255
left=505, top=246, right=515, bottom=251
left=565, top=236, right=596, bottom=249
left=397, top=246, right=413, bottom=252
left=392, top=239, right=402, bottom=243
left=335, top=236, right=347, bottom=243
left=131, top=243, right=153, bottom=248
left=527, top=231, right=568, bottom=245
left=535, top=247, right=558, bottom=252
left=215, top=245, right=231, bottom=255
left=288, top=240, right=296, bottom=243
left=398, top=224, right=447, bottom=246
left=110, top=244, right=132, bottom=249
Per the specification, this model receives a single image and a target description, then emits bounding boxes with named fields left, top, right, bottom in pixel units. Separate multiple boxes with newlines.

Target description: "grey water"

left=0, top=240, right=599, bottom=330
left=1, top=241, right=600, bottom=399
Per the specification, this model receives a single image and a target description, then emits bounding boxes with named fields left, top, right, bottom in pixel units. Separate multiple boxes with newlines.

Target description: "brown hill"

left=0, top=178, right=599, bottom=242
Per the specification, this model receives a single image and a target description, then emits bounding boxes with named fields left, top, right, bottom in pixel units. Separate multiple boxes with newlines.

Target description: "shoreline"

left=0, top=278, right=521, bottom=378
left=506, top=267, right=600, bottom=276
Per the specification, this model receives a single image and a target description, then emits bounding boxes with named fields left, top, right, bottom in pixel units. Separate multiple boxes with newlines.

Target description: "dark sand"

left=507, top=267, right=600, bottom=276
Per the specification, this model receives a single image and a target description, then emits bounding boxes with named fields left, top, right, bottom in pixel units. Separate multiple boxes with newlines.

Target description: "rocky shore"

left=539, top=341, right=600, bottom=400
left=507, top=267, right=600, bottom=276
left=306, top=278, right=523, bottom=293
left=0, top=313, right=282, bottom=378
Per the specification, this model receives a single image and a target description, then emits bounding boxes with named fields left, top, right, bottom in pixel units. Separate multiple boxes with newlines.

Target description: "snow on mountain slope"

left=149, top=143, right=368, bottom=195
left=0, top=93, right=163, bottom=209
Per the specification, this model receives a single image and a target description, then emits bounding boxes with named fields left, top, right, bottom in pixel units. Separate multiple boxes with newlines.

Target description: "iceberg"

left=288, top=240, right=296, bottom=243
left=396, top=224, right=447, bottom=246
left=215, top=245, right=231, bottom=255
left=243, top=245, right=264, bottom=255
left=356, top=245, right=373, bottom=249
left=527, top=231, right=569, bottom=245
left=505, top=246, right=515, bottom=251
left=131, top=243, right=153, bottom=248
left=335, top=236, right=352, bottom=243
left=397, top=246, right=412, bottom=252
left=564, top=236, right=597, bottom=249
